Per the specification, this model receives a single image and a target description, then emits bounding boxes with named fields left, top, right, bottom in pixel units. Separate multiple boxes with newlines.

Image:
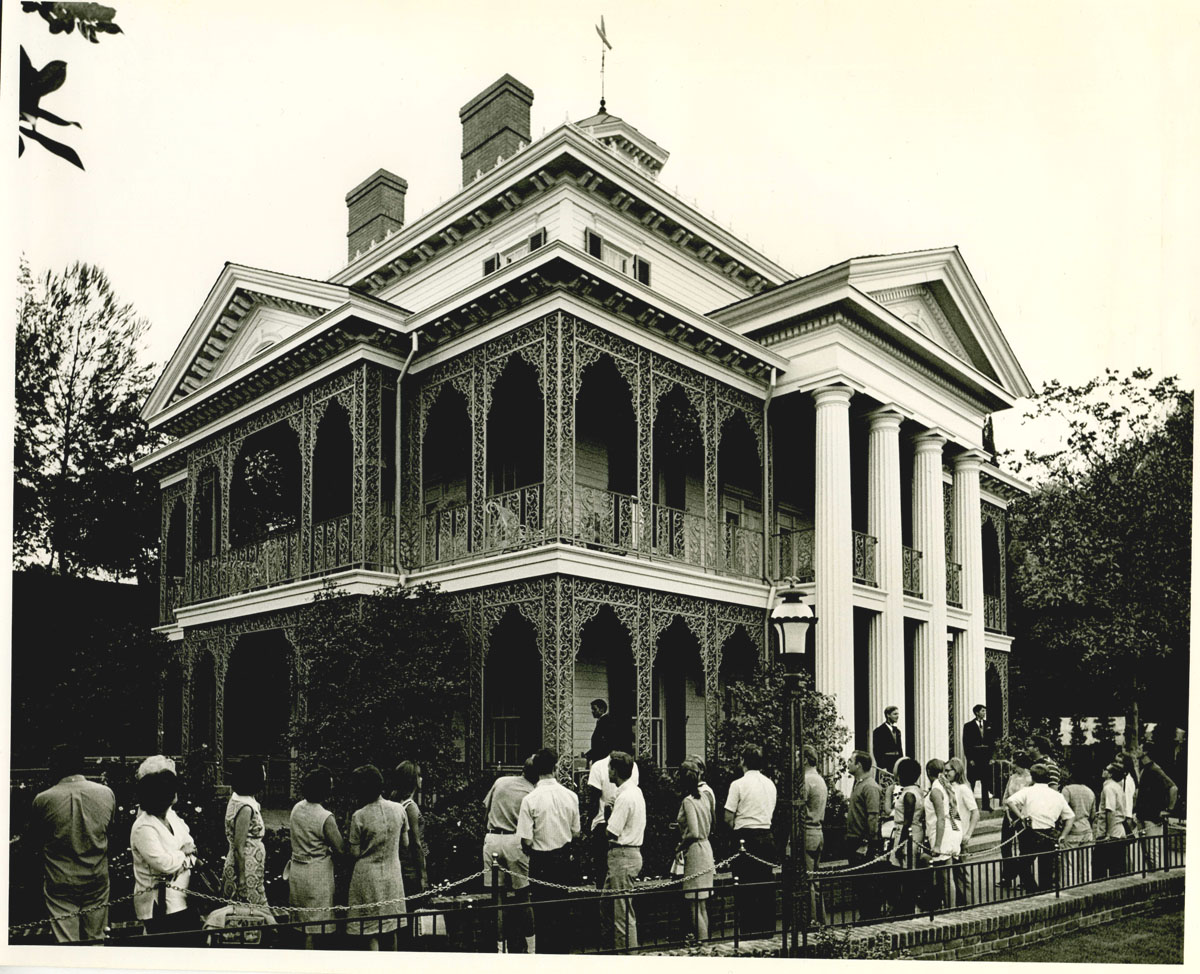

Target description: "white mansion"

left=138, top=74, right=1031, bottom=785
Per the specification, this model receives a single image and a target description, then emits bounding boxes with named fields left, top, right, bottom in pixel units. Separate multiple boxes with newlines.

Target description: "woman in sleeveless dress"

left=220, top=760, right=268, bottom=906
left=288, top=767, right=345, bottom=946
left=886, top=757, right=926, bottom=916
left=675, top=762, right=714, bottom=942
left=347, top=764, right=408, bottom=950
left=393, top=762, right=427, bottom=895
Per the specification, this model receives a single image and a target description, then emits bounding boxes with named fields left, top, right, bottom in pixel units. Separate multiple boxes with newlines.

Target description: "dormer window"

left=584, top=230, right=651, bottom=286
left=483, top=229, right=547, bottom=277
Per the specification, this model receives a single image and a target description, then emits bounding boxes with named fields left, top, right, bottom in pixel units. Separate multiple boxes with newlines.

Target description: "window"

left=483, top=254, right=499, bottom=276
left=484, top=229, right=547, bottom=278
left=528, top=228, right=546, bottom=250
left=584, top=230, right=651, bottom=286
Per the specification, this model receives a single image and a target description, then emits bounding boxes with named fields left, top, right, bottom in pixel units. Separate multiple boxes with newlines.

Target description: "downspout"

left=763, top=367, right=778, bottom=650
left=394, top=331, right=419, bottom=586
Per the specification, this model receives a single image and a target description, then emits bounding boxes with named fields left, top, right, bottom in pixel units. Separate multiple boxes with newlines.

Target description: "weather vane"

left=595, top=15, right=612, bottom=113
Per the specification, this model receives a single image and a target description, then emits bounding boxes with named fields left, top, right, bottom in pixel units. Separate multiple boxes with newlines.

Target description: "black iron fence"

left=12, top=824, right=1185, bottom=952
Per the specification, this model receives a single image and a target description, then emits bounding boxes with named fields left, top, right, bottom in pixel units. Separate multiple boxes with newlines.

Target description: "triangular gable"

left=844, top=247, right=1033, bottom=399
left=143, top=264, right=355, bottom=420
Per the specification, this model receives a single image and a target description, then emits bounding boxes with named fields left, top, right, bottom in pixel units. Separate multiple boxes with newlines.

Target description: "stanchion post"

left=1163, top=819, right=1170, bottom=872
left=733, top=876, right=740, bottom=952
left=492, top=852, right=504, bottom=952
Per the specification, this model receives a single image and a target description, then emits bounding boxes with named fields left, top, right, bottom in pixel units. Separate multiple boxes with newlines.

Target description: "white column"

left=813, top=385, right=855, bottom=759
left=867, top=408, right=905, bottom=743
left=953, top=449, right=987, bottom=755
left=911, top=430, right=949, bottom=767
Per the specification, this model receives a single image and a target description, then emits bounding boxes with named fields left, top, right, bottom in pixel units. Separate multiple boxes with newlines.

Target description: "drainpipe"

left=394, top=331, right=419, bottom=584
left=763, top=368, right=778, bottom=651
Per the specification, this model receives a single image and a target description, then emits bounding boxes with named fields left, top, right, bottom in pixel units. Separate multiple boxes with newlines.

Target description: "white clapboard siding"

left=573, top=655, right=610, bottom=758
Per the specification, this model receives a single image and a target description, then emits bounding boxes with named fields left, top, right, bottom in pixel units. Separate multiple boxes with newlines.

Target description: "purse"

left=670, top=851, right=686, bottom=877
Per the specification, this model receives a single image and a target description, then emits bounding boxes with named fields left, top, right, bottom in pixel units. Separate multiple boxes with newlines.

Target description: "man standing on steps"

left=584, top=699, right=616, bottom=762
left=517, top=748, right=581, bottom=954
left=963, top=704, right=993, bottom=810
left=872, top=706, right=903, bottom=781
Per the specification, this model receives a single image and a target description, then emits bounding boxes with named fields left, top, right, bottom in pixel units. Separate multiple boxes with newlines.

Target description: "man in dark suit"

left=584, top=699, right=615, bottom=762
left=871, top=705, right=903, bottom=779
left=963, top=704, right=993, bottom=810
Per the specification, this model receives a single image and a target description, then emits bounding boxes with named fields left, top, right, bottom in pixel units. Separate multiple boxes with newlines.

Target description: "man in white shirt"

left=1095, top=761, right=1128, bottom=879
left=724, top=746, right=777, bottom=937
left=1005, top=763, right=1074, bottom=891
left=586, top=750, right=639, bottom=887
left=603, top=752, right=645, bottom=950
left=517, top=748, right=581, bottom=954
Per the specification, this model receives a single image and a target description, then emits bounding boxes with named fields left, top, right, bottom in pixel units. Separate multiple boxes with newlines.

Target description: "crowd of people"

left=22, top=704, right=1182, bottom=950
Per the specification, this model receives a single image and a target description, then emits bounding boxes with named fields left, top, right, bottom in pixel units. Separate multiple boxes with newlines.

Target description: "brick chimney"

left=459, top=74, right=533, bottom=187
left=346, top=168, right=408, bottom=262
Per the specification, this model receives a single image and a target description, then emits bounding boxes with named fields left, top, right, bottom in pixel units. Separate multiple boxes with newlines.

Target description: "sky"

left=5, top=0, right=1199, bottom=461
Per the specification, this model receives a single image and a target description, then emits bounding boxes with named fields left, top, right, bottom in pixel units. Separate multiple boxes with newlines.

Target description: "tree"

left=1005, top=369, right=1192, bottom=751
left=289, top=583, right=470, bottom=785
left=19, top=3, right=123, bottom=169
left=15, top=259, right=161, bottom=581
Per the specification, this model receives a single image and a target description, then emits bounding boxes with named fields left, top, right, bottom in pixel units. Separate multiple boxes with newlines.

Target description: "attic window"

left=483, top=229, right=546, bottom=277
left=585, top=230, right=651, bottom=286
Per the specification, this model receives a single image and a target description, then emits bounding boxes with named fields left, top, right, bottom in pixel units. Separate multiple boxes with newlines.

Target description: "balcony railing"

left=311, top=513, right=354, bottom=575
left=773, top=527, right=814, bottom=582
left=902, top=546, right=922, bottom=597
left=423, top=501, right=472, bottom=565
left=573, top=485, right=637, bottom=552
left=159, top=575, right=184, bottom=624
left=947, top=561, right=963, bottom=607
left=483, top=483, right=544, bottom=553
left=852, top=530, right=878, bottom=587
left=226, top=528, right=302, bottom=595
left=651, top=502, right=706, bottom=568
left=720, top=521, right=763, bottom=578
left=985, top=592, right=1005, bottom=632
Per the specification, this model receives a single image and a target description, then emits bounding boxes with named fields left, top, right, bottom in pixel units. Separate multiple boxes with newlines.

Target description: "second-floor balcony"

left=947, top=561, right=963, bottom=607
left=984, top=593, right=1004, bottom=632
left=852, top=530, right=878, bottom=587
left=903, top=545, right=922, bottom=597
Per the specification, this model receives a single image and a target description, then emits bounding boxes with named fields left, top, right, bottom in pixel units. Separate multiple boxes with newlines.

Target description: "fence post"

left=1141, top=826, right=1148, bottom=877
left=492, top=852, right=504, bottom=952
left=1054, top=840, right=1061, bottom=898
left=1163, top=819, right=1170, bottom=872
left=733, top=877, right=740, bottom=952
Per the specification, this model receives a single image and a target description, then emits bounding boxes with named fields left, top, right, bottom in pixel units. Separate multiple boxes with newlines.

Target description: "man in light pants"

left=603, top=751, right=644, bottom=950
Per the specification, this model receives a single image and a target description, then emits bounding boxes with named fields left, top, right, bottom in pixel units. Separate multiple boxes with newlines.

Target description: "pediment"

left=867, top=283, right=972, bottom=364
left=144, top=264, right=356, bottom=419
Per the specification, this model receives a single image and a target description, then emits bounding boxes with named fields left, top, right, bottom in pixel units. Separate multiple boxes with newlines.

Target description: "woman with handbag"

left=130, top=762, right=200, bottom=940
left=674, top=761, right=713, bottom=943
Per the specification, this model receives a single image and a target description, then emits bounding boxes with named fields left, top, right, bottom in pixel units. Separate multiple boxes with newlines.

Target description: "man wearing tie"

left=963, top=704, right=993, bottom=811
left=871, top=706, right=903, bottom=778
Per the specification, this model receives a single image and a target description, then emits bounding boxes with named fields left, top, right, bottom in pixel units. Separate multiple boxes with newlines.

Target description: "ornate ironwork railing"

left=651, top=502, right=706, bottom=567
left=422, top=501, right=472, bottom=565
left=572, top=485, right=637, bottom=552
left=226, top=528, right=302, bottom=595
left=159, top=575, right=184, bottom=624
left=720, top=521, right=763, bottom=578
left=853, top=530, right=878, bottom=587
left=483, top=483, right=544, bottom=552
left=946, top=560, right=963, bottom=607
left=773, top=527, right=814, bottom=582
left=311, top=513, right=353, bottom=575
left=902, top=546, right=922, bottom=597
left=985, top=592, right=1005, bottom=632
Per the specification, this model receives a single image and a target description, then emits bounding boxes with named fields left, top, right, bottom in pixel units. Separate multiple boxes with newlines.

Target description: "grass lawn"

left=978, top=906, right=1184, bottom=964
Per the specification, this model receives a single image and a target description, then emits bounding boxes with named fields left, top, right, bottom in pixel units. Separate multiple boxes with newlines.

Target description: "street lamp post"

left=771, top=580, right=816, bottom=957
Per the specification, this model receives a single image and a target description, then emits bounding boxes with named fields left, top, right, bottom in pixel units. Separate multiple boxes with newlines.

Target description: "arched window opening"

left=230, top=423, right=301, bottom=549
left=652, top=385, right=704, bottom=565
left=983, top=522, right=1002, bottom=596
left=651, top=617, right=705, bottom=767
left=718, top=412, right=763, bottom=576
left=422, top=385, right=472, bottom=563
left=575, top=356, right=636, bottom=548
left=483, top=609, right=542, bottom=767
left=986, top=663, right=1004, bottom=736
left=165, top=500, right=186, bottom=579
left=574, top=606, right=636, bottom=758
left=313, top=404, right=352, bottom=523
left=719, top=627, right=759, bottom=726
left=485, top=357, right=544, bottom=549
left=225, top=630, right=294, bottom=797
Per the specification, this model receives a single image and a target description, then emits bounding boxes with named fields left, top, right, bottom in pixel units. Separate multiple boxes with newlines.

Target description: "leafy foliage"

left=1005, top=370, right=1192, bottom=747
left=15, top=260, right=161, bottom=581
left=18, top=3, right=123, bottom=168
left=289, top=583, right=470, bottom=790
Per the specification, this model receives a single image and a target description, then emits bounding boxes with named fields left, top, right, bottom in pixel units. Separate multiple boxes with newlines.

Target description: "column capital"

left=866, top=406, right=905, bottom=432
left=811, top=384, right=854, bottom=408
left=912, top=429, right=948, bottom=454
left=952, top=448, right=990, bottom=471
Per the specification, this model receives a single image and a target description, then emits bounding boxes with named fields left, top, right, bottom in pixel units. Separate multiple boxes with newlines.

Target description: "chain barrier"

left=7, top=893, right=137, bottom=937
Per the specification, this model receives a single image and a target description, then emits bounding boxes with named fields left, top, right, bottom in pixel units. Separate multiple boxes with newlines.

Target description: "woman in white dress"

left=944, top=757, right=979, bottom=904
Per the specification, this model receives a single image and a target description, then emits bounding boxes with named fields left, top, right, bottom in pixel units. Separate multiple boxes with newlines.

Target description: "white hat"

left=136, top=754, right=177, bottom=779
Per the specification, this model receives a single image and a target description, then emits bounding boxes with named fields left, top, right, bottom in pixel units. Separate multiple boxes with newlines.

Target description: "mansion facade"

left=139, top=75, right=1031, bottom=786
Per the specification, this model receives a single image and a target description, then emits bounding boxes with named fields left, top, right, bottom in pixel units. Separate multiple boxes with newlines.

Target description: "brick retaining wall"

left=650, top=869, right=1185, bottom=960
